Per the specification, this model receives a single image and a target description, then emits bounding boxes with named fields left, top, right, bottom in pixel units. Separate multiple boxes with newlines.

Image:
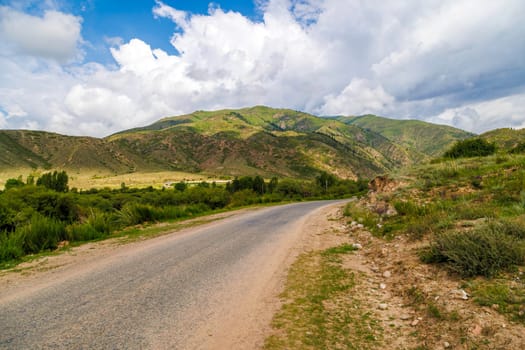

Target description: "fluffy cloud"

left=0, top=0, right=524, bottom=137
left=430, top=93, right=525, bottom=133
left=319, top=79, right=394, bottom=116
left=0, top=6, right=83, bottom=62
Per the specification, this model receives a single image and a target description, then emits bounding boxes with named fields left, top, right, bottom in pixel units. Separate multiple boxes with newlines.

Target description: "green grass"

left=264, top=244, right=381, bottom=350
left=468, top=278, right=525, bottom=324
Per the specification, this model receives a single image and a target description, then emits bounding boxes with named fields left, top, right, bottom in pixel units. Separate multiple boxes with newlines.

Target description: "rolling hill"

left=0, top=107, right=473, bottom=180
left=479, top=128, right=525, bottom=151
left=337, top=114, right=474, bottom=157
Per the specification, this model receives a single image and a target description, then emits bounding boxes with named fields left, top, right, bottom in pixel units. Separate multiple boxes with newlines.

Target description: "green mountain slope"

left=109, top=106, right=423, bottom=178
left=338, top=114, right=473, bottom=157
left=479, top=128, right=525, bottom=151
left=0, top=107, right=473, bottom=179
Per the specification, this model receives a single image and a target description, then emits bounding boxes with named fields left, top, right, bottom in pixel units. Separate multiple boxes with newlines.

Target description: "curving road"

left=0, top=200, right=343, bottom=349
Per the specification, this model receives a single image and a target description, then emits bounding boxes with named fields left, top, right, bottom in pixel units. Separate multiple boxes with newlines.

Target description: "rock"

left=470, top=324, right=482, bottom=336
left=379, top=283, right=386, bottom=289
left=451, top=289, right=469, bottom=300
left=352, top=243, right=363, bottom=249
left=351, top=221, right=358, bottom=226
left=356, top=224, right=364, bottom=229
left=491, top=304, right=500, bottom=310
left=444, top=341, right=451, bottom=348
left=57, top=240, right=70, bottom=249
left=400, top=314, right=411, bottom=320
left=386, top=208, right=398, bottom=216
left=411, top=319, right=419, bottom=326
left=378, top=303, right=388, bottom=310
left=382, top=271, right=392, bottom=278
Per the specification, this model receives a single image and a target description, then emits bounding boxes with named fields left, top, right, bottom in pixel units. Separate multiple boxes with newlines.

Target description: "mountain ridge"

left=0, top=106, right=473, bottom=180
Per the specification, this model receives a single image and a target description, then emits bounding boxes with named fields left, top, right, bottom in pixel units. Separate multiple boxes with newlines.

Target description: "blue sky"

left=0, top=0, right=524, bottom=136
left=78, top=1, right=260, bottom=63
left=7, top=1, right=261, bottom=63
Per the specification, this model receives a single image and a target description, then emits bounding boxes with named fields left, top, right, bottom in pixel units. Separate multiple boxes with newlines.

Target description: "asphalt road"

left=0, top=200, right=342, bottom=349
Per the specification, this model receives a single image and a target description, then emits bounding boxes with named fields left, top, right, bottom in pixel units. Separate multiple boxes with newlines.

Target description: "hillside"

left=266, top=152, right=525, bottom=349
left=338, top=114, right=473, bottom=157
left=480, top=128, right=525, bottom=151
left=0, top=107, right=471, bottom=181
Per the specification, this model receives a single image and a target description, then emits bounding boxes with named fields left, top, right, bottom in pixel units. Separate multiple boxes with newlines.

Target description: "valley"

left=1, top=106, right=524, bottom=349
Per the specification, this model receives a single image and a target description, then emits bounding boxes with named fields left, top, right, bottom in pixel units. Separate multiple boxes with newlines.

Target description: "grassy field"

left=0, top=169, right=230, bottom=190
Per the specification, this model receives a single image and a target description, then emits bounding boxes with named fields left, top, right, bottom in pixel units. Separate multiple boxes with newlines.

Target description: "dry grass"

left=0, top=170, right=229, bottom=190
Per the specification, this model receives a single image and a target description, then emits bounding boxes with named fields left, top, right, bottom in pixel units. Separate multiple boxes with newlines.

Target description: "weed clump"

left=421, top=222, right=525, bottom=277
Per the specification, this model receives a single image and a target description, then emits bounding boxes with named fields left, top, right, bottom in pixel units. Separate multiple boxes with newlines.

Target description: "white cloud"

left=0, top=6, right=83, bottom=62
left=0, top=110, right=7, bottom=128
left=319, top=79, right=395, bottom=116
left=430, top=93, right=525, bottom=133
left=0, top=0, right=524, bottom=137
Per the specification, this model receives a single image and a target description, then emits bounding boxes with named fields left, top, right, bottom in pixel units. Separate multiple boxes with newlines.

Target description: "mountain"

left=479, top=128, right=525, bottom=151
left=337, top=114, right=473, bottom=157
left=0, top=107, right=472, bottom=180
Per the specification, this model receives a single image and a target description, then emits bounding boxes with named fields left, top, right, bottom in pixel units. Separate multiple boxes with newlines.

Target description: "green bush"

left=68, top=211, right=113, bottom=241
left=421, top=223, right=525, bottom=277
left=0, top=231, right=24, bottom=262
left=510, top=142, right=525, bottom=154
left=393, top=200, right=428, bottom=217
left=117, top=203, right=161, bottom=226
left=17, top=215, right=68, bottom=254
left=68, top=223, right=104, bottom=241
left=444, top=138, right=496, bottom=159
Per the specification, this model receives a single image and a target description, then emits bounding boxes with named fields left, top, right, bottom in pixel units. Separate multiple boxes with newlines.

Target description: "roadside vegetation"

left=265, top=244, right=381, bottom=350
left=344, top=138, right=525, bottom=331
left=0, top=170, right=367, bottom=268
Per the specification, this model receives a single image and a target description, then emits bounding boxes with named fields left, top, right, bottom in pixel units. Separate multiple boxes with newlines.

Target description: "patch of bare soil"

left=339, top=216, right=525, bottom=350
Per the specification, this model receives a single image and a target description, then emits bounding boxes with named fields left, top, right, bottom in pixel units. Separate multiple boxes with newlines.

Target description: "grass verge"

left=264, top=244, right=382, bottom=350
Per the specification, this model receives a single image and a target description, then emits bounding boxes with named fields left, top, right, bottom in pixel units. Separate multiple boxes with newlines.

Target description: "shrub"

left=421, top=223, right=525, bottom=277
left=393, top=200, right=428, bottom=217
left=68, top=223, right=103, bottom=241
left=444, top=138, right=496, bottom=159
left=229, top=189, right=260, bottom=207
left=0, top=231, right=24, bottom=262
left=17, top=215, right=68, bottom=254
left=510, top=142, right=525, bottom=154
left=4, top=177, right=25, bottom=190
left=117, top=203, right=160, bottom=227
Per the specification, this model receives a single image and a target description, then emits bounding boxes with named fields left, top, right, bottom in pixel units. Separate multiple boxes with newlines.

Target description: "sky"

left=0, top=0, right=524, bottom=137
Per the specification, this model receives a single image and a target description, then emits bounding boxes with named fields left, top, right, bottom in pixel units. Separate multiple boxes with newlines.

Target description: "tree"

left=316, top=171, right=337, bottom=192
left=268, top=177, right=278, bottom=193
left=174, top=181, right=187, bottom=192
left=252, top=176, right=266, bottom=195
left=4, top=177, right=25, bottom=190
left=36, top=171, right=69, bottom=192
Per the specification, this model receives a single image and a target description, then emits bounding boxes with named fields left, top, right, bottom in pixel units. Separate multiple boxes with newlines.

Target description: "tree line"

left=0, top=171, right=368, bottom=265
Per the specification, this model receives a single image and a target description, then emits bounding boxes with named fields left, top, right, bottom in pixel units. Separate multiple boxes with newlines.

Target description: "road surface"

left=0, top=200, right=344, bottom=349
